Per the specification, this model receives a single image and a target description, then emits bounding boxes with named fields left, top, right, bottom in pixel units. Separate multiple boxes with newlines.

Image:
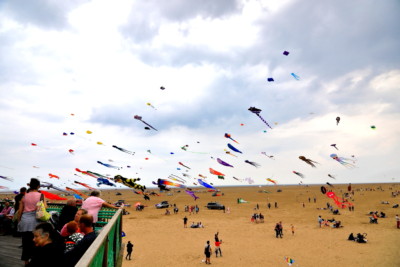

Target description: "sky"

left=0, top=0, right=399, bottom=192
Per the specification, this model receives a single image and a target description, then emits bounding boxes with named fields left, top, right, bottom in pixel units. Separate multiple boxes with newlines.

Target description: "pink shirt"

left=82, top=196, right=104, bottom=222
left=23, top=192, right=41, bottom=212
left=0, top=206, right=11, bottom=215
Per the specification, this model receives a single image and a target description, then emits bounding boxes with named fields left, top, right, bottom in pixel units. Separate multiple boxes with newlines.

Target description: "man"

left=65, top=214, right=97, bottom=266
left=126, top=241, right=133, bottom=260
left=396, top=214, right=400, bottom=229
left=183, top=216, right=188, bottom=228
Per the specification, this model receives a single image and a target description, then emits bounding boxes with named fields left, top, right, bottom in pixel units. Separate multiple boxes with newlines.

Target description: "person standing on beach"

left=126, top=241, right=133, bottom=260
left=215, top=239, right=222, bottom=257
left=396, top=215, right=400, bottom=229
left=183, top=216, right=188, bottom=228
left=274, top=223, right=280, bottom=238
left=291, top=224, right=295, bottom=235
left=215, top=232, right=219, bottom=242
left=204, top=241, right=212, bottom=264
left=268, top=203, right=271, bottom=209
left=275, top=202, right=278, bottom=208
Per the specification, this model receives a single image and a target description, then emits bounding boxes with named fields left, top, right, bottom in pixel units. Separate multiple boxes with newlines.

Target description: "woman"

left=28, top=222, right=64, bottom=267
left=18, top=178, right=45, bottom=265
left=82, top=190, right=119, bottom=223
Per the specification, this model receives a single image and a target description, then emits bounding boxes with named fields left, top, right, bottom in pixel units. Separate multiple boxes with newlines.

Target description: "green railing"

left=76, top=208, right=123, bottom=267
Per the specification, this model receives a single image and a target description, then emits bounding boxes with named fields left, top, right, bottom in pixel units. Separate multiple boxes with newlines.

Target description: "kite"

left=245, top=160, right=260, bottom=168
left=73, top=194, right=83, bottom=200
left=97, top=141, right=104, bottom=145
left=261, top=152, right=275, bottom=159
left=336, top=117, right=340, bottom=125
left=0, top=186, right=9, bottom=189
left=185, top=190, right=199, bottom=200
left=97, top=178, right=116, bottom=187
left=238, top=198, right=248, bottom=203
left=157, top=179, right=186, bottom=189
left=298, top=156, right=318, bottom=168
left=134, top=115, right=158, bottom=131
left=326, top=182, right=334, bottom=187
left=153, top=179, right=169, bottom=191
left=224, top=133, right=239, bottom=144
left=74, top=181, right=95, bottom=190
left=48, top=173, right=60, bottom=179
left=114, top=175, right=146, bottom=192
left=97, top=161, right=120, bottom=170
left=267, top=78, right=274, bottom=82
left=209, top=168, right=225, bottom=177
left=291, top=73, right=300, bottom=80
left=144, top=127, right=151, bottom=130
left=160, top=86, right=165, bottom=90
left=40, top=190, right=67, bottom=201
left=41, top=182, right=68, bottom=193
left=75, top=168, right=98, bottom=178
left=371, top=125, right=376, bottom=129
left=283, top=51, right=290, bottom=56
left=68, top=149, right=74, bottom=154
left=326, top=191, right=353, bottom=208
left=227, top=143, right=242, bottom=154
left=321, top=186, right=327, bottom=194
left=348, top=183, right=352, bottom=192
left=330, top=154, right=356, bottom=168
left=180, top=145, right=208, bottom=154
left=63, top=132, right=68, bottom=136
left=0, top=175, right=13, bottom=182
left=217, top=158, right=234, bottom=168
left=66, top=187, right=88, bottom=198
left=248, top=107, right=273, bottom=129
left=284, top=256, right=294, bottom=266
left=86, top=130, right=92, bottom=134
left=178, top=162, right=191, bottom=169
left=181, top=145, right=188, bottom=151
left=224, top=149, right=238, bottom=157
left=112, top=145, right=135, bottom=155
left=232, top=177, right=242, bottom=182
left=266, top=178, right=277, bottom=185
left=331, top=144, right=338, bottom=150
left=198, top=174, right=207, bottom=179
left=168, top=174, right=186, bottom=183
left=293, top=171, right=304, bottom=178
left=328, top=174, right=336, bottom=179
left=146, top=103, right=157, bottom=110
left=198, top=179, right=215, bottom=190
left=31, top=143, right=37, bottom=146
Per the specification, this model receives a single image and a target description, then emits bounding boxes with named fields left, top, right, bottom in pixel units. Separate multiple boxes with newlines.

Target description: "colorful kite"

left=134, top=115, right=158, bottom=131
left=245, top=160, right=260, bottom=168
left=66, top=187, right=88, bottom=198
left=217, top=158, right=234, bottom=167
left=291, top=73, right=300, bottom=80
left=157, top=179, right=186, bottom=189
left=48, top=173, right=60, bottom=179
left=75, top=168, right=98, bottom=178
left=185, top=190, right=199, bottom=200
left=40, top=190, right=67, bottom=200
left=244, top=177, right=254, bottom=184
left=284, top=256, right=295, bottom=266
left=266, top=178, right=277, bottom=185
left=224, top=133, right=239, bottom=144
left=97, top=161, right=120, bottom=170
left=198, top=179, right=215, bottom=190
left=326, top=191, right=353, bottom=208
left=112, top=145, right=135, bottom=155
left=293, top=171, right=304, bottom=178
left=248, top=107, right=273, bottom=129
left=97, top=178, right=116, bottom=187
left=227, top=143, right=242, bottom=154
left=74, top=181, right=95, bottom=190
left=114, top=175, right=146, bottom=192
left=209, top=168, right=225, bottom=177
left=330, top=154, right=356, bottom=168
left=298, top=156, right=318, bottom=168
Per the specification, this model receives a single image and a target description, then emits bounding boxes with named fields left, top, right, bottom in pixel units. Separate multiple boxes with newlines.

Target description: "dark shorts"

left=205, top=252, right=211, bottom=257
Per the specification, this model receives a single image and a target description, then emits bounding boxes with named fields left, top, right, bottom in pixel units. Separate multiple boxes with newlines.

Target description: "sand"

left=4, top=183, right=400, bottom=266
left=98, top=183, right=400, bottom=267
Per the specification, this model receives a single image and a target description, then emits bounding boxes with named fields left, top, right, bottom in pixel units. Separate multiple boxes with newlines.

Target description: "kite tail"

left=256, top=114, right=273, bottom=129
left=142, top=120, right=158, bottom=131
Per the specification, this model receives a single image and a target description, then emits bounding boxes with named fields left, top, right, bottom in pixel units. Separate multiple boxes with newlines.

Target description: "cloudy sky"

left=0, top=0, right=399, bottom=192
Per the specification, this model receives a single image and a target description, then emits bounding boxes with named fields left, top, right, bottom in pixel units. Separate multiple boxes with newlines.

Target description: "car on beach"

left=155, top=201, right=170, bottom=209
left=205, top=202, right=225, bottom=210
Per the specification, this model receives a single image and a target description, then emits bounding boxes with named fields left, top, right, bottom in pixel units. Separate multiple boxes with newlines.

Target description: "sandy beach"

left=97, top=183, right=400, bottom=267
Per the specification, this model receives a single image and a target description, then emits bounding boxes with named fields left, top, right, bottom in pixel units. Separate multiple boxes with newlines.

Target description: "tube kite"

left=40, top=190, right=67, bottom=200
left=0, top=175, right=13, bottom=182
left=198, top=179, right=215, bottom=190
left=293, top=171, right=304, bottom=178
left=209, top=168, right=225, bottom=177
left=97, top=178, right=116, bottom=187
left=178, top=162, right=191, bottom=169
left=74, top=181, right=95, bottom=190
left=291, top=73, right=300, bottom=80
left=217, top=158, right=234, bottom=167
left=298, top=156, right=318, bottom=168
left=224, top=133, right=239, bottom=144
left=248, top=107, right=273, bottom=129
left=48, top=173, right=60, bottom=179
left=227, top=143, right=242, bottom=154
left=245, top=160, right=260, bottom=168
left=97, top=161, right=120, bottom=170
left=134, top=115, right=158, bottom=131
left=114, top=175, right=146, bottom=192
left=112, top=145, right=135, bottom=155
left=266, top=178, right=277, bottom=184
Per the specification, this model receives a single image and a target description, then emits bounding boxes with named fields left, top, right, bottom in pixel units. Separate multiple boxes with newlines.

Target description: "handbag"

left=36, top=194, right=51, bottom=221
